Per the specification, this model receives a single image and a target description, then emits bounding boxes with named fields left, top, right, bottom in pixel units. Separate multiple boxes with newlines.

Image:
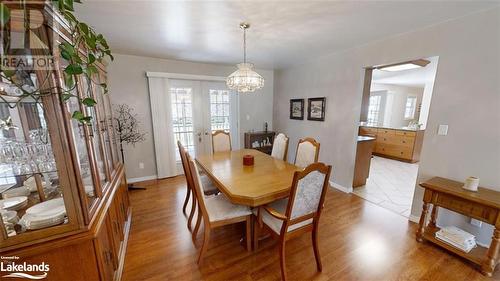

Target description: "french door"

left=169, top=79, right=239, bottom=162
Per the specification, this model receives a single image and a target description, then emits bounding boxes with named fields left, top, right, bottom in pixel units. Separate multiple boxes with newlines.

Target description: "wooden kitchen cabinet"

left=359, top=126, right=424, bottom=163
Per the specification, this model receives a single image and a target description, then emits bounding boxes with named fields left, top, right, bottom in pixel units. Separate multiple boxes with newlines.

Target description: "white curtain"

left=146, top=76, right=177, bottom=178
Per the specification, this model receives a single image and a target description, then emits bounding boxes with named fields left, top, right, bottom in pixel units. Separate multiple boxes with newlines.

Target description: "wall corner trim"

left=329, top=180, right=353, bottom=193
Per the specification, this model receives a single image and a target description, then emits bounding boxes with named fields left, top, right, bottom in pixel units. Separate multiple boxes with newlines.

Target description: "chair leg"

left=246, top=216, right=252, bottom=251
left=192, top=208, right=202, bottom=242
left=182, top=187, right=191, bottom=215
left=253, top=216, right=259, bottom=250
left=198, top=226, right=211, bottom=264
left=187, top=192, right=197, bottom=231
left=279, top=239, right=287, bottom=281
left=312, top=224, right=322, bottom=272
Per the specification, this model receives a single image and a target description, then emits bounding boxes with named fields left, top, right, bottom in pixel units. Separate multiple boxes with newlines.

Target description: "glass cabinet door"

left=80, top=77, right=110, bottom=192
left=0, top=70, right=79, bottom=243
left=93, top=72, right=115, bottom=176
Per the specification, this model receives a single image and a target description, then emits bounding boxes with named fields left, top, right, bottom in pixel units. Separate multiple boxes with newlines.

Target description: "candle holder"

left=243, top=155, right=254, bottom=166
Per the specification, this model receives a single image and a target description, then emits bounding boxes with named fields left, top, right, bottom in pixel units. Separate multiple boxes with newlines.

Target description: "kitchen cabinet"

left=359, top=126, right=424, bottom=163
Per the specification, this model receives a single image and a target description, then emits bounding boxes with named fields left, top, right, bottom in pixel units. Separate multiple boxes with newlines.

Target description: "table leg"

left=416, top=202, right=430, bottom=242
left=429, top=205, right=439, bottom=228
left=481, top=227, right=500, bottom=277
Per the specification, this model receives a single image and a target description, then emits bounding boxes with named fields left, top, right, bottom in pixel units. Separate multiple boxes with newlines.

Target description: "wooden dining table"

left=195, top=149, right=301, bottom=207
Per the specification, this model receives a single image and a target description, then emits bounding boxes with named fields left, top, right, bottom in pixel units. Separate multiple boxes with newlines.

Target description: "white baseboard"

left=127, top=175, right=157, bottom=184
left=408, top=214, right=420, bottom=223
left=329, top=181, right=353, bottom=194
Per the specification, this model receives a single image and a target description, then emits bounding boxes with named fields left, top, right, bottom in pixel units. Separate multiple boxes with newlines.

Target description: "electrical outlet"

left=470, top=218, right=482, bottom=227
left=139, top=162, right=144, bottom=169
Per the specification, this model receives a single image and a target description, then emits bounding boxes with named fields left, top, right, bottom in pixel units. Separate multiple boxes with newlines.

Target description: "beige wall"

left=107, top=54, right=274, bottom=180
left=274, top=8, right=499, bottom=244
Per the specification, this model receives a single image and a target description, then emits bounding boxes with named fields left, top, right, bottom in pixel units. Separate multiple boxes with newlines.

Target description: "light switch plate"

left=438, top=125, right=448, bottom=136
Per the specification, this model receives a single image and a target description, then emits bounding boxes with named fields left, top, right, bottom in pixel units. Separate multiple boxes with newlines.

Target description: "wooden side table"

left=417, top=177, right=500, bottom=276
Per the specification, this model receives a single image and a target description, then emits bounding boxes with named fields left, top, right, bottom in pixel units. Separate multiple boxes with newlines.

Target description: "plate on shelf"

left=0, top=196, right=28, bottom=211
left=0, top=183, right=16, bottom=194
left=2, top=186, right=31, bottom=198
left=0, top=210, right=19, bottom=224
left=26, top=197, right=66, bottom=217
left=20, top=213, right=66, bottom=230
left=23, top=177, right=48, bottom=192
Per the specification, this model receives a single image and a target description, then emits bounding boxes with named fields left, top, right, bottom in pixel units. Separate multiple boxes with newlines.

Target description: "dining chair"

left=253, top=162, right=332, bottom=281
left=177, top=141, right=218, bottom=233
left=294, top=137, right=320, bottom=168
left=271, top=133, right=289, bottom=161
left=186, top=153, right=252, bottom=264
left=212, top=130, right=231, bottom=153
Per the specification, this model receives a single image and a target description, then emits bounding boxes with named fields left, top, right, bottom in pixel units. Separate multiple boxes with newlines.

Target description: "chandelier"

left=226, top=23, right=264, bottom=93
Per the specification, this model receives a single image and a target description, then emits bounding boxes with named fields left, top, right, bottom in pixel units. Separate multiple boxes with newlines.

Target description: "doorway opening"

left=169, top=79, right=239, bottom=172
left=352, top=56, right=439, bottom=218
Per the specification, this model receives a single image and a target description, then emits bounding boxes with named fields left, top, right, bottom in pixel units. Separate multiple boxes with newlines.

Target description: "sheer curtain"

left=146, top=75, right=177, bottom=178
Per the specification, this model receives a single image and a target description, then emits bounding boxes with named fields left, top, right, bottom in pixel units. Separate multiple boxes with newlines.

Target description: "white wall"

left=274, top=7, right=499, bottom=245
left=107, top=54, right=274, bottom=180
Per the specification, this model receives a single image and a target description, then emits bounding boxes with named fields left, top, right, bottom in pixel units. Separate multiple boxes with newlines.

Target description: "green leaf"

left=85, top=65, right=98, bottom=76
left=62, top=10, right=77, bottom=24
left=82, top=97, right=96, bottom=107
left=85, top=35, right=96, bottom=49
left=64, top=64, right=83, bottom=75
left=72, top=110, right=85, bottom=120
left=64, top=0, right=74, bottom=11
left=0, top=3, right=10, bottom=26
left=2, top=69, right=16, bottom=77
left=59, top=42, right=75, bottom=58
left=63, top=72, right=75, bottom=88
left=61, top=93, right=73, bottom=101
left=104, top=50, right=114, bottom=61
left=88, top=53, right=96, bottom=64
left=78, top=22, right=89, bottom=35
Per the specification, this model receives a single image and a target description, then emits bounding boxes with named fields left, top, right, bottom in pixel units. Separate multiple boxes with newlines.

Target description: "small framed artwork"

left=289, top=99, right=304, bottom=120
left=307, top=97, right=326, bottom=121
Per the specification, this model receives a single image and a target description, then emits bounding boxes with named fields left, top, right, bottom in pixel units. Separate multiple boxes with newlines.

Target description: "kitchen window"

left=404, top=96, right=417, bottom=119
left=367, top=95, right=381, bottom=125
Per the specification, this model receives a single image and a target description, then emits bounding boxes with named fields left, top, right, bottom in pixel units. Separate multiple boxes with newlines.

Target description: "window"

left=404, top=96, right=417, bottom=119
left=170, top=87, right=195, bottom=160
left=209, top=89, right=230, bottom=132
left=367, top=95, right=381, bottom=125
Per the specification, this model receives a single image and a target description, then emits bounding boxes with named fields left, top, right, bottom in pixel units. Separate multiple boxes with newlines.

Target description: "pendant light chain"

left=243, top=26, right=247, bottom=63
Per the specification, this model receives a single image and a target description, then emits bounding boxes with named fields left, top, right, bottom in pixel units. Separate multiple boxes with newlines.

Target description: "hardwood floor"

left=122, top=176, right=498, bottom=281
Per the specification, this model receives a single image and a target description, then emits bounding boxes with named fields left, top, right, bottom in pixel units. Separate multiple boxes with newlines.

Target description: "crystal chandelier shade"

left=226, top=23, right=264, bottom=93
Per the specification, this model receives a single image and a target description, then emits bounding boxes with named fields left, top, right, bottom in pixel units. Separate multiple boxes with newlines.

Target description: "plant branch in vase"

left=114, top=104, right=147, bottom=190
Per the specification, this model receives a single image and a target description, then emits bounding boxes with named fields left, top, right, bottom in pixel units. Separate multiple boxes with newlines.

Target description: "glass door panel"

left=80, top=77, right=109, bottom=191
left=0, top=71, right=72, bottom=240
left=92, top=73, right=114, bottom=176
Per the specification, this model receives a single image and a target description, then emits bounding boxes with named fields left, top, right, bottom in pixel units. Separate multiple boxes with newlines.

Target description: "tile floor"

left=352, top=156, right=419, bottom=218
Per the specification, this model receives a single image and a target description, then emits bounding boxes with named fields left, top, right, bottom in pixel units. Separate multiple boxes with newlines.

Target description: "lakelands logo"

left=1, top=256, right=49, bottom=280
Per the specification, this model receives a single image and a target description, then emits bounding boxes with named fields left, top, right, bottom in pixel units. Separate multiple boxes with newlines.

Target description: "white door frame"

left=145, top=71, right=240, bottom=172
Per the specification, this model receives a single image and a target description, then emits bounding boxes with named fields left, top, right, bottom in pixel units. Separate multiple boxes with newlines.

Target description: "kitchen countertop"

left=357, top=136, right=376, bottom=142
left=360, top=124, right=424, bottom=132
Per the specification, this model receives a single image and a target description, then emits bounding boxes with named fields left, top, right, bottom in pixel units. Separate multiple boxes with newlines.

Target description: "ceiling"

left=372, top=56, right=439, bottom=87
left=75, top=1, right=499, bottom=69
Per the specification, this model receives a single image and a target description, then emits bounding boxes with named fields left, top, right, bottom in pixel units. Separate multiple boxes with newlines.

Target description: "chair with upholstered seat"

left=186, top=153, right=252, bottom=264
left=212, top=130, right=231, bottom=153
left=253, top=162, right=332, bottom=281
left=271, top=133, right=289, bottom=161
left=294, top=137, right=320, bottom=168
left=177, top=141, right=218, bottom=233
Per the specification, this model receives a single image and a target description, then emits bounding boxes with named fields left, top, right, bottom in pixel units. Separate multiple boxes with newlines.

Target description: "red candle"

left=243, top=155, right=254, bottom=166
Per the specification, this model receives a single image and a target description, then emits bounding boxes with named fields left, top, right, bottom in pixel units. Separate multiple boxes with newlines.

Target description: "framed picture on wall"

left=307, top=97, right=326, bottom=121
left=289, top=99, right=305, bottom=120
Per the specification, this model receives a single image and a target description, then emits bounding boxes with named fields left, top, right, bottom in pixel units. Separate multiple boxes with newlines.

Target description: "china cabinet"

left=0, top=3, right=130, bottom=281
